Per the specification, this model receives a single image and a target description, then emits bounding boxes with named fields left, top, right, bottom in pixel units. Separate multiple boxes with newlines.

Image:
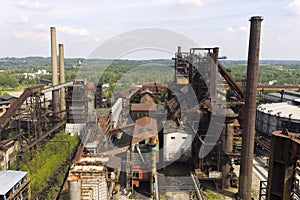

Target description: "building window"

left=182, top=137, right=187, bottom=139
left=171, top=136, right=175, bottom=139
left=133, top=171, right=140, bottom=179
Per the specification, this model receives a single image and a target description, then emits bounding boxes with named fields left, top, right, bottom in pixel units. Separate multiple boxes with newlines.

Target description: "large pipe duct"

left=50, top=27, right=60, bottom=118
left=59, top=43, right=66, bottom=118
left=238, top=16, right=263, bottom=200
left=150, top=147, right=157, bottom=195
left=221, top=109, right=237, bottom=188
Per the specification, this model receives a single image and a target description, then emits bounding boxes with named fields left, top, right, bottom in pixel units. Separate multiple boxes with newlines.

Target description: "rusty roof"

left=140, top=88, right=153, bottom=95
left=106, top=156, right=121, bottom=169
left=132, top=116, right=157, bottom=143
left=142, top=82, right=161, bottom=87
left=140, top=94, right=155, bottom=105
left=131, top=103, right=157, bottom=111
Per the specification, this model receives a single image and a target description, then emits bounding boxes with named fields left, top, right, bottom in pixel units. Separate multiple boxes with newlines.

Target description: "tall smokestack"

left=51, top=27, right=60, bottom=118
left=210, top=47, right=219, bottom=99
left=238, top=16, right=263, bottom=200
left=59, top=44, right=66, bottom=118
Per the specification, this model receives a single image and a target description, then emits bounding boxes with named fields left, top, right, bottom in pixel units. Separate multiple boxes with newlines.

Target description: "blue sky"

left=0, top=0, right=300, bottom=59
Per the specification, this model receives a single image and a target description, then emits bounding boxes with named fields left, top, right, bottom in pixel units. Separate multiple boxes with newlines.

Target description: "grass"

left=13, top=131, right=79, bottom=198
left=0, top=86, right=25, bottom=93
left=251, top=188, right=258, bottom=198
left=204, top=189, right=224, bottom=200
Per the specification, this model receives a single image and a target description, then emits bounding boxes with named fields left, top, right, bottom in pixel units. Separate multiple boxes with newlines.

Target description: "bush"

left=19, top=132, right=79, bottom=196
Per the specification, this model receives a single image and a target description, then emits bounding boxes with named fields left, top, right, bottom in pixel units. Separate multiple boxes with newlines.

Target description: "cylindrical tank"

left=68, top=175, right=81, bottom=200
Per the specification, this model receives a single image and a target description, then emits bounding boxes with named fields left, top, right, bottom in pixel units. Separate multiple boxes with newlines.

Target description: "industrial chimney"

left=238, top=16, right=263, bottom=200
left=50, top=27, right=60, bottom=118
left=59, top=44, right=66, bottom=118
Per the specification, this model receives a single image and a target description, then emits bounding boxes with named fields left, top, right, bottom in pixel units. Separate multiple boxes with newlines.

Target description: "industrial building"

left=0, top=16, right=276, bottom=200
left=255, top=91, right=300, bottom=199
left=163, top=120, right=193, bottom=162
left=256, top=102, right=300, bottom=135
left=68, top=155, right=121, bottom=200
left=0, top=170, right=30, bottom=200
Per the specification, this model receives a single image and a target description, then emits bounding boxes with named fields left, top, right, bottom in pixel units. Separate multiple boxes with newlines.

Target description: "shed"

left=0, top=170, right=28, bottom=195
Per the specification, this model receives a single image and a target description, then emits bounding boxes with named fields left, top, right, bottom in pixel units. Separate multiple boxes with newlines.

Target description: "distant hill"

left=1, top=57, right=300, bottom=70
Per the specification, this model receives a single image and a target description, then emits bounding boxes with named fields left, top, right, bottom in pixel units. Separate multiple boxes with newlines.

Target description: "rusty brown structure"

left=221, top=109, right=239, bottom=188
left=266, top=130, right=300, bottom=199
left=96, top=108, right=112, bottom=134
left=66, top=16, right=266, bottom=198
left=239, top=16, right=263, bottom=200
left=0, top=85, right=68, bottom=169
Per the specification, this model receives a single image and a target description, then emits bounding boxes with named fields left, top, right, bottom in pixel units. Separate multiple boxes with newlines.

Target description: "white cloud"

left=225, top=26, right=248, bottom=33
left=13, top=31, right=49, bottom=41
left=239, top=26, right=248, bottom=32
left=34, top=23, right=47, bottom=30
left=225, top=27, right=235, bottom=33
left=15, top=0, right=54, bottom=11
left=287, top=0, right=300, bottom=15
left=276, top=35, right=282, bottom=40
left=176, top=0, right=204, bottom=6
left=19, top=16, right=29, bottom=24
left=7, top=15, right=30, bottom=24
left=58, top=26, right=90, bottom=37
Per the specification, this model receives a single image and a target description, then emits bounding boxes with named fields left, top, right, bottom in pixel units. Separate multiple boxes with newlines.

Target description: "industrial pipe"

left=150, top=147, right=157, bottom=196
left=238, top=16, right=263, bottom=200
left=154, top=174, right=160, bottom=200
left=191, top=173, right=204, bottom=200
left=135, top=144, right=146, bottom=164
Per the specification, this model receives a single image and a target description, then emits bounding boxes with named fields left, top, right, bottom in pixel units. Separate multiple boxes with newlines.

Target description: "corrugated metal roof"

left=0, top=100, right=10, bottom=105
left=73, top=165, right=104, bottom=171
left=0, top=94, right=17, bottom=101
left=258, top=102, right=300, bottom=120
left=0, top=170, right=27, bottom=195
